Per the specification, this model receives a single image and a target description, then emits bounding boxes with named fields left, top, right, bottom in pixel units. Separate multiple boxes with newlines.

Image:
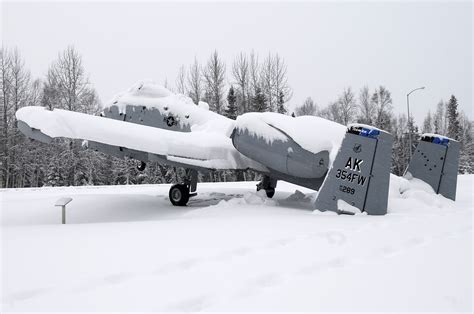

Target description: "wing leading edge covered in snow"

left=16, top=106, right=265, bottom=172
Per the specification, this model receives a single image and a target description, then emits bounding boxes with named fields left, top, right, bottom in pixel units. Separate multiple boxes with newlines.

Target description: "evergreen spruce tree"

left=277, top=90, right=287, bottom=114
left=46, top=157, right=65, bottom=187
left=390, top=115, right=412, bottom=176
left=433, top=100, right=445, bottom=135
left=98, top=154, right=114, bottom=185
left=422, top=111, right=433, bottom=133
left=252, top=87, right=267, bottom=112
left=458, top=113, right=474, bottom=174
left=225, top=86, right=238, bottom=120
left=74, top=155, right=88, bottom=186
left=447, top=95, right=461, bottom=140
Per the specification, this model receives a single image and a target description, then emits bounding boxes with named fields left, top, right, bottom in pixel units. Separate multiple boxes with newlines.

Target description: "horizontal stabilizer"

left=404, top=134, right=460, bottom=200
left=314, top=124, right=393, bottom=215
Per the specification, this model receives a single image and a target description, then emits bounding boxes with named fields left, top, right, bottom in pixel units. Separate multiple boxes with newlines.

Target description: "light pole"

left=406, top=86, right=425, bottom=158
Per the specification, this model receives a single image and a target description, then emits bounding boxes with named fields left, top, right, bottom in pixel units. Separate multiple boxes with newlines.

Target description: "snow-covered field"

left=1, top=175, right=472, bottom=312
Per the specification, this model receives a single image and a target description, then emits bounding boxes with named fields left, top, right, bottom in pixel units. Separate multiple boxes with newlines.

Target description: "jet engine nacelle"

left=231, top=127, right=329, bottom=180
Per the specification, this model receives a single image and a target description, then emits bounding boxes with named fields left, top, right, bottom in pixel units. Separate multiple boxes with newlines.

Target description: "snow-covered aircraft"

left=16, top=81, right=460, bottom=215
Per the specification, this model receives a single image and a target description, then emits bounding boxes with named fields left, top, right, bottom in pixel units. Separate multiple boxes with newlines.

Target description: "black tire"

left=169, top=184, right=190, bottom=206
left=265, top=188, right=275, bottom=198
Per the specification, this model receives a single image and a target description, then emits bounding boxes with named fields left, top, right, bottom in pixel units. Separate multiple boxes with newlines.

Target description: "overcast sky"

left=2, top=1, right=472, bottom=125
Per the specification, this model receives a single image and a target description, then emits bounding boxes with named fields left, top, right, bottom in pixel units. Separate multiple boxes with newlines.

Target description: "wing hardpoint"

left=16, top=106, right=265, bottom=172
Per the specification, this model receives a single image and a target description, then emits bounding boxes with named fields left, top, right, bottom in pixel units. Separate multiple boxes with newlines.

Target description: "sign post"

left=55, top=197, right=73, bottom=224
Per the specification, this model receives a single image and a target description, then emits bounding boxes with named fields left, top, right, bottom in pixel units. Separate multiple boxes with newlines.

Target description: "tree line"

left=173, top=50, right=291, bottom=116
left=0, top=46, right=472, bottom=188
left=293, top=88, right=473, bottom=175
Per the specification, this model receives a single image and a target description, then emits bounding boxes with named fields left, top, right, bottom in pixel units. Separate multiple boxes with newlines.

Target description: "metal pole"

left=62, top=205, right=66, bottom=224
left=406, top=86, right=425, bottom=159
left=407, top=94, right=412, bottom=158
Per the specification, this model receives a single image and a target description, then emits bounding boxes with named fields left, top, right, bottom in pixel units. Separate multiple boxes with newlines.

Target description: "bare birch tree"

left=28, top=78, right=42, bottom=106
left=249, top=51, right=260, bottom=97
left=8, top=48, right=31, bottom=187
left=261, top=53, right=275, bottom=111
left=357, top=86, right=375, bottom=124
left=46, top=46, right=93, bottom=112
left=337, top=87, right=356, bottom=125
left=272, top=53, right=292, bottom=107
left=187, top=57, right=203, bottom=104
left=260, top=53, right=292, bottom=112
left=0, top=48, right=12, bottom=187
left=371, top=86, right=393, bottom=131
left=202, top=50, right=226, bottom=114
left=295, top=97, right=318, bottom=116
left=175, top=65, right=187, bottom=95
left=10, top=48, right=31, bottom=117
left=232, top=52, right=249, bottom=113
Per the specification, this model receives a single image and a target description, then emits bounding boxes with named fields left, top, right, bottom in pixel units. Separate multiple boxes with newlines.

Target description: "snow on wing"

left=16, top=106, right=266, bottom=171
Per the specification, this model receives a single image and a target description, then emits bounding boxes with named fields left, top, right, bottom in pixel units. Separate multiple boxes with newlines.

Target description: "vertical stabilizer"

left=404, top=134, right=460, bottom=200
left=314, top=124, right=393, bottom=215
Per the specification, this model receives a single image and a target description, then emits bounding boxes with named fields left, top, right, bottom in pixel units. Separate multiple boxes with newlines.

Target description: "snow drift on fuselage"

left=100, top=81, right=347, bottom=179
left=16, top=80, right=347, bottom=178
left=103, top=81, right=346, bottom=161
left=102, top=80, right=235, bottom=136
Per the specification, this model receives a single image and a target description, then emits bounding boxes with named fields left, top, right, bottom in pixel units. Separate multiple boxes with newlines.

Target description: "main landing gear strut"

left=169, top=169, right=198, bottom=206
left=169, top=172, right=277, bottom=206
left=257, top=175, right=278, bottom=198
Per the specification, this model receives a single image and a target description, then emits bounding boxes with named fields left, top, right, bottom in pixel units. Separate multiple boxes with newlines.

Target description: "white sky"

left=2, top=1, right=472, bottom=125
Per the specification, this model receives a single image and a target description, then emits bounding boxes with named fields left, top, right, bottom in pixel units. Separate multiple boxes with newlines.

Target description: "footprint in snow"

left=231, top=246, right=253, bottom=256
left=163, top=295, right=210, bottom=312
left=176, top=258, right=201, bottom=270
left=434, top=226, right=472, bottom=241
left=404, top=236, right=428, bottom=248
left=103, top=272, right=134, bottom=285
left=374, top=245, right=400, bottom=258
left=295, top=260, right=327, bottom=275
left=265, top=237, right=294, bottom=248
left=305, top=231, right=347, bottom=246
left=324, top=231, right=347, bottom=246
left=6, top=286, right=54, bottom=303
left=252, top=272, right=283, bottom=288
left=154, top=258, right=201, bottom=274
left=215, top=246, right=253, bottom=261
left=295, top=255, right=350, bottom=276
left=326, top=256, right=348, bottom=268
left=235, top=272, right=283, bottom=298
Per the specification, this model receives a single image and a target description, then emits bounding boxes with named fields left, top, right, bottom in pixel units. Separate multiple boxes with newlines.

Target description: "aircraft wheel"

left=169, top=184, right=190, bottom=206
left=265, top=188, right=275, bottom=198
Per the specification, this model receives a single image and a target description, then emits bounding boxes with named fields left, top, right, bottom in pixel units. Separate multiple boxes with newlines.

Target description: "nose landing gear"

left=257, top=175, right=278, bottom=198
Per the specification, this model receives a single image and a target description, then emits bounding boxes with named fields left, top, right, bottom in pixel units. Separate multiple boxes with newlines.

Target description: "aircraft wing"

left=16, top=106, right=267, bottom=172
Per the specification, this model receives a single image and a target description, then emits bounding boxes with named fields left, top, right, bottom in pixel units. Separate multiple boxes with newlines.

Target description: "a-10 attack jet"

left=16, top=81, right=460, bottom=215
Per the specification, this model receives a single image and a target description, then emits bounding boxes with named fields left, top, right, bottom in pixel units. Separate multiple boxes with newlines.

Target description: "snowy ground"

left=1, top=175, right=472, bottom=312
